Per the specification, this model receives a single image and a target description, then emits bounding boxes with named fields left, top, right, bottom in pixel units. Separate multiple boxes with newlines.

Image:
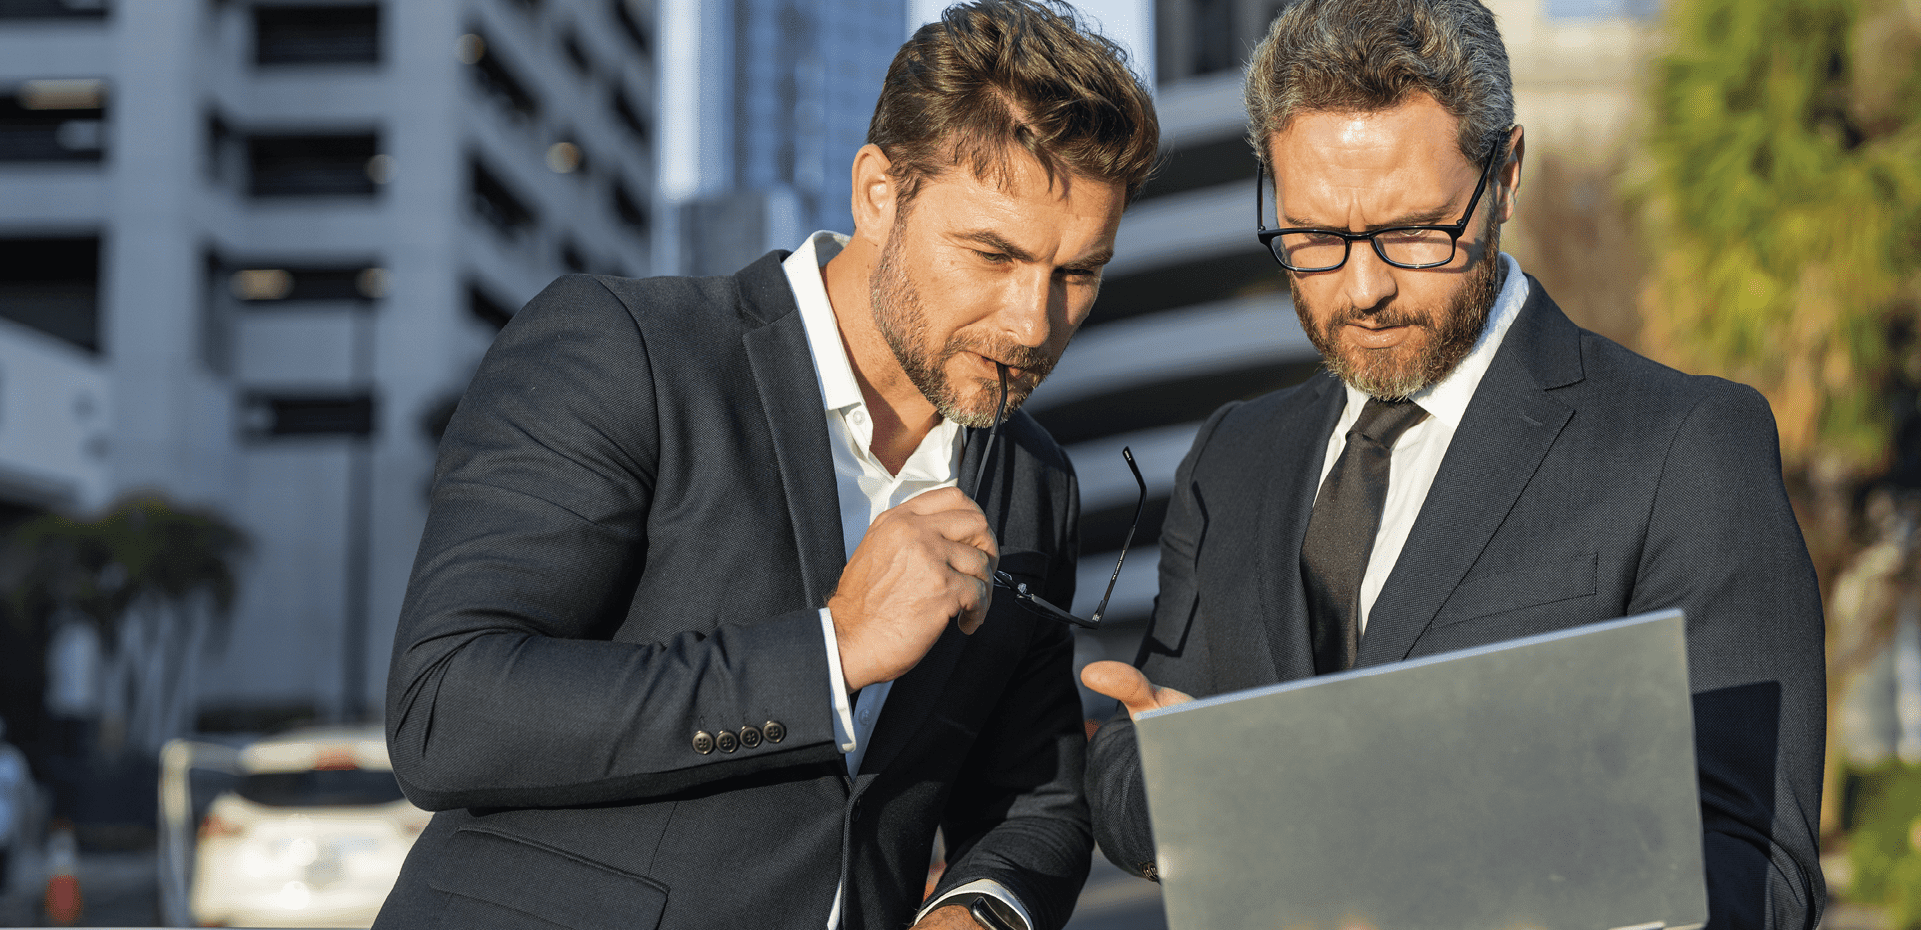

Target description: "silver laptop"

left=1134, top=609, right=1708, bottom=930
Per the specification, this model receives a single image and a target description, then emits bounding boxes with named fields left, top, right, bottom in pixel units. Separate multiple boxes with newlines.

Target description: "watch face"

left=969, top=895, right=1021, bottom=930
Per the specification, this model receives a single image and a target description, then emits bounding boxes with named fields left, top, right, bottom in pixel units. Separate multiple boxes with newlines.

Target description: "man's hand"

left=831, top=487, right=998, bottom=691
left=1080, top=661, right=1194, bottom=720
left=911, top=904, right=984, bottom=930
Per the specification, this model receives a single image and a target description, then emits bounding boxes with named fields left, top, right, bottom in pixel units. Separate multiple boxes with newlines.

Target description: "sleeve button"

left=692, top=731, right=715, bottom=755
left=716, top=730, right=740, bottom=753
left=763, top=720, right=786, bottom=743
left=739, top=725, right=762, bottom=749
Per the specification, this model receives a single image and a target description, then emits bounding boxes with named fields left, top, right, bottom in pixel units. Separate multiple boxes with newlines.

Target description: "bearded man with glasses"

left=1081, top=0, right=1826, bottom=927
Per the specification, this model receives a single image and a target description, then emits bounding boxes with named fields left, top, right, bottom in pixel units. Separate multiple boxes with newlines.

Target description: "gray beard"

left=1291, top=222, right=1503, bottom=401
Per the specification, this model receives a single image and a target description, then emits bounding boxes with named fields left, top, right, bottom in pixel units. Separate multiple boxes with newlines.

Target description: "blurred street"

left=0, top=844, right=159, bottom=928
left=0, top=842, right=1158, bottom=929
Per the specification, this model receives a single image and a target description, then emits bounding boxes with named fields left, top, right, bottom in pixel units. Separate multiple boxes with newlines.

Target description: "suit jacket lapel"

left=854, top=426, right=993, bottom=777
left=1259, top=375, right=1346, bottom=683
left=737, top=255, right=845, bottom=610
left=1357, top=278, right=1583, bottom=666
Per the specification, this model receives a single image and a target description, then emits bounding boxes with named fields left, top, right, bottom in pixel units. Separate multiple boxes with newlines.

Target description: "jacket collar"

left=1356, top=277, right=1582, bottom=665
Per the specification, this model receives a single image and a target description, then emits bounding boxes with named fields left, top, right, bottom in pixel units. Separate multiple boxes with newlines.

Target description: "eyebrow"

left=1280, top=205, right=1458, bottom=230
left=956, top=230, right=1114, bottom=273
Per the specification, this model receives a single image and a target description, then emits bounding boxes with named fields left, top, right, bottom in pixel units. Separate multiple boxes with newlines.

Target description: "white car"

left=181, top=726, right=428, bottom=928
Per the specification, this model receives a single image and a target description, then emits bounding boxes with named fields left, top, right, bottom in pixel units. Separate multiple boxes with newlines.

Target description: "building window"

left=1, top=79, right=106, bottom=162
left=559, top=239, right=589, bottom=274
left=241, top=393, right=376, bottom=437
left=459, top=30, right=541, bottom=122
left=247, top=132, right=381, bottom=197
left=469, top=157, right=537, bottom=238
left=0, top=236, right=101, bottom=353
left=561, top=28, right=593, bottom=78
left=254, top=4, right=380, bottom=66
left=611, top=0, right=648, bottom=57
left=225, top=264, right=386, bottom=304
left=0, top=0, right=108, bottom=20
left=468, top=282, right=513, bottom=330
left=610, top=85, right=649, bottom=147
left=1137, top=134, right=1256, bottom=202
left=612, top=180, right=649, bottom=235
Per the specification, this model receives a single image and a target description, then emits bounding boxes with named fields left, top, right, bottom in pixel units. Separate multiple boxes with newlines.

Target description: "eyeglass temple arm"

left=1087, top=446, right=1147, bottom=625
left=969, top=362, right=1010, bottom=503
left=1255, top=161, right=1266, bottom=231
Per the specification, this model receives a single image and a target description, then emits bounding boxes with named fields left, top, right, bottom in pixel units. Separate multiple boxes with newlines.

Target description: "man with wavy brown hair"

left=374, top=3, right=1156, bottom=929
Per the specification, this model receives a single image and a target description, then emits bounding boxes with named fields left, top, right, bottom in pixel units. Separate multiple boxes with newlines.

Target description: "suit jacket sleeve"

left=385, top=274, right=844, bottom=812
left=1085, top=402, right=1241, bottom=879
left=934, top=474, right=1092, bottom=930
left=1625, top=382, right=1826, bottom=929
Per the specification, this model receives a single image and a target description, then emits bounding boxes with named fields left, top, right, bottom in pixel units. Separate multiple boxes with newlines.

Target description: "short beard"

left=869, top=221, right=1058, bottom=428
left=1291, top=220, right=1503, bottom=401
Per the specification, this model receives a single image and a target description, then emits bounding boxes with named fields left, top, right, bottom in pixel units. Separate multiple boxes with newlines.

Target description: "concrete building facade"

left=669, top=0, right=905, bottom=275
left=0, top=0, right=657, bottom=725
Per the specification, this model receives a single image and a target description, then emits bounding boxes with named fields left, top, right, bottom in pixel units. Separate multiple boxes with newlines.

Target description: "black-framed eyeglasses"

left=970, top=365, right=1146, bottom=631
left=993, top=447, right=1144, bottom=630
left=1255, top=140, right=1503, bottom=273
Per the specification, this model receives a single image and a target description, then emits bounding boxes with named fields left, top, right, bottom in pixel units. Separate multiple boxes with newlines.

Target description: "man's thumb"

left=1081, top=660, right=1155, bottom=712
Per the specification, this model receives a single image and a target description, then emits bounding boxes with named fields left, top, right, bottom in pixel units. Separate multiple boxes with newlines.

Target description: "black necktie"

left=1301, top=398, right=1429, bottom=675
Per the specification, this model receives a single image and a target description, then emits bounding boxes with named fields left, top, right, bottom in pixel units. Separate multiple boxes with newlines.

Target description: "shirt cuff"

left=820, top=608, right=859, bottom=754
left=918, top=879, right=1032, bottom=930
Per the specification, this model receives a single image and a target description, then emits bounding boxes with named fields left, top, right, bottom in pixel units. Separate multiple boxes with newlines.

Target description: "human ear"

left=849, top=144, right=898, bottom=247
left=1495, top=125, right=1525, bottom=223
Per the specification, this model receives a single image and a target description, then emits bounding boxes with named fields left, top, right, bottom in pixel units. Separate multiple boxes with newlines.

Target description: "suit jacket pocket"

left=1431, top=552, right=1598, bottom=629
left=430, top=827, right=668, bottom=930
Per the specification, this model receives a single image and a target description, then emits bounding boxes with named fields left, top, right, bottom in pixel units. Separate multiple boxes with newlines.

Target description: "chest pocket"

left=1431, top=552, right=1598, bottom=628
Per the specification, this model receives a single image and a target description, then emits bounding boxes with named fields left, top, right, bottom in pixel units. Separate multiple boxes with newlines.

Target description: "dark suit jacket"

left=1087, top=279, right=1826, bottom=929
left=376, top=254, right=1092, bottom=930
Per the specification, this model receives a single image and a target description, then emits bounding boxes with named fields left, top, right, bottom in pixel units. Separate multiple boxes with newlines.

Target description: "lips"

left=1343, top=322, right=1417, bottom=350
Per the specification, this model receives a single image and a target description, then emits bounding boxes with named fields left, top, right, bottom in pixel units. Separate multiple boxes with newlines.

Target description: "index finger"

left=902, top=485, right=979, bottom=514
left=903, top=488, right=998, bottom=563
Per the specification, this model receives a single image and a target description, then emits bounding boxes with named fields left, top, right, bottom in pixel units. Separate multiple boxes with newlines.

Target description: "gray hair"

left=1245, top=0, right=1514, bottom=167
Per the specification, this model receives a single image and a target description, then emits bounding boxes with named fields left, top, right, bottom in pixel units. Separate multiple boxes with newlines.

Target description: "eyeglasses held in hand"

left=972, top=363, right=1147, bottom=631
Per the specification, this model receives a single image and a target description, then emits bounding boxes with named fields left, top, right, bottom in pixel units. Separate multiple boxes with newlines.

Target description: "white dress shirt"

left=1315, top=252, right=1530, bottom=630
left=783, top=232, right=1034, bottom=930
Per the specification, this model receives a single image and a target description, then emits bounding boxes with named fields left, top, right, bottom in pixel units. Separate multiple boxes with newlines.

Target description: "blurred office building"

left=1052, top=0, right=1664, bottom=697
left=0, top=0, right=658, bottom=735
left=669, top=0, right=905, bottom=274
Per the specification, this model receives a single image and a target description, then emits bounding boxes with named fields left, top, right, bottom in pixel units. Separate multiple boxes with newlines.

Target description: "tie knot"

left=1351, top=398, right=1427, bottom=447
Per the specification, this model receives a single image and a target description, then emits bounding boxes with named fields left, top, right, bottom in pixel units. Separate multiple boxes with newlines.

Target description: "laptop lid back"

left=1134, top=610, right=1707, bottom=930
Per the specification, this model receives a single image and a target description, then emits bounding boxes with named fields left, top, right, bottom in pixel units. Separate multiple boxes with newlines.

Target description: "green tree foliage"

left=9, top=494, right=246, bottom=651
left=1849, top=764, right=1921, bottom=927
left=1637, top=0, right=1921, bottom=470
left=1635, top=0, right=1921, bottom=856
left=5, top=494, right=248, bottom=756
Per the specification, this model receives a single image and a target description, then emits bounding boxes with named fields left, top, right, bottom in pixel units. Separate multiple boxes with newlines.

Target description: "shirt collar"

left=782, top=230, right=964, bottom=482
left=783, top=231, right=863, bottom=413
left=1341, top=251, right=1530, bottom=429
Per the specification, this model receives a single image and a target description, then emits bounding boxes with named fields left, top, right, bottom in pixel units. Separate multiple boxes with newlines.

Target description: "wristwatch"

left=946, top=892, right=1024, bottom=930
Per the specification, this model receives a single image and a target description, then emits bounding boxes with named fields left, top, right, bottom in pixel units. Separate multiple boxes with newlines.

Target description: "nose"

left=999, top=268, right=1058, bottom=349
left=1339, top=239, right=1399, bottom=315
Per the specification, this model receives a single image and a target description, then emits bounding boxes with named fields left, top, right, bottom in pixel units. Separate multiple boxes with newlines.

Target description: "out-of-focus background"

left=0, top=0, right=1915, bottom=926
